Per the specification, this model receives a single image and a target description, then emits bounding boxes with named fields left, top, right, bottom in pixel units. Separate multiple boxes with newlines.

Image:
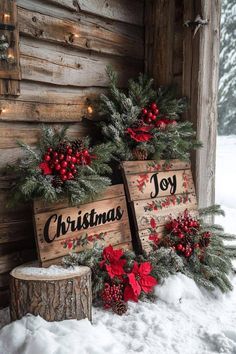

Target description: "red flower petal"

left=127, top=272, right=141, bottom=296
left=124, top=285, right=139, bottom=302
left=139, top=275, right=158, bottom=293
left=150, top=218, right=157, bottom=229
left=139, top=262, right=152, bottom=277
left=39, top=162, right=52, bottom=175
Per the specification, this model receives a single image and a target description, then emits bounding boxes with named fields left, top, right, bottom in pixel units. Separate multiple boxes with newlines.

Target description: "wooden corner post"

left=145, top=0, right=221, bottom=208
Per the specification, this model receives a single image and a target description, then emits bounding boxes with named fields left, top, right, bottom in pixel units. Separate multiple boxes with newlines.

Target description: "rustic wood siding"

left=0, top=0, right=144, bottom=307
left=145, top=0, right=220, bottom=208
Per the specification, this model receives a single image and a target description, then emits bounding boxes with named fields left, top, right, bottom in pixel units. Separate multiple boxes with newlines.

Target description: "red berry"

left=178, top=232, right=184, bottom=239
left=55, top=164, right=61, bottom=171
left=72, top=168, right=77, bottom=175
left=53, top=152, right=58, bottom=158
left=177, top=244, right=183, bottom=251
left=61, top=174, right=67, bottom=182
left=154, top=109, right=159, bottom=115
left=47, top=148, right=53, bottom=153
left=44, top=154, right=51, bottom=162
left=147, top=112, right=153, bottom=119
left=54, top=159, right=59, bottom=164
left=83, top=149, right=89, bottom=156
left=67, top=172, right=73, bottom=180
left=60, top=168, right=66, bottom=175
left=70, top=163, right=75, bottom=169
left=151, top=114, right=157, bottom=121
left=145, top=117, right=152, bottom=124
left=151, top=102, right=157, bottom=110
left=71, top=157, right=77, bottom=164
left=67, top=148, right=73, bottom=155
left=142, top=108, right=148, bottom=115
left=59, top=154, right=64, bottom=160
left=66, top=155, right=72, bottom=162
left=61, top=161, right=68, bottom=168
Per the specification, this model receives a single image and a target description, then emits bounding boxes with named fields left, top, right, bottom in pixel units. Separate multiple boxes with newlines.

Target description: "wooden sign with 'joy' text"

left=33, top=184, right=132, bottom=267
left=121, top=160, right=198, bottom=253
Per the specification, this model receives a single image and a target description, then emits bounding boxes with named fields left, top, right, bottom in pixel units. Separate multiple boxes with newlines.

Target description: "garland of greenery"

left=7, top=126, right=114, bottom=206
left=100, top=67, right=202, bottom=161
left=63, top=205, right=235, bottom=315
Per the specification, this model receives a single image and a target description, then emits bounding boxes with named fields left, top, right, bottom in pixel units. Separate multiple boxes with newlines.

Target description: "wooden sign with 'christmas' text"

left=121, top=160, right=198, bottom=253
left=33, top=184, right=132, bottom=267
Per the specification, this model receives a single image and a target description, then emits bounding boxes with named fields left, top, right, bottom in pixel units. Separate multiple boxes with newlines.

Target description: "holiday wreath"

left=100, top=67, right=202, bottom=161
left=7, top=126, right=114, bottom=205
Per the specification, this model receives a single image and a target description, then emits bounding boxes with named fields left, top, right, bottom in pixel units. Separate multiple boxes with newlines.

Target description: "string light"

left=87, top=106, right=93, bottom=114
left=3, top=13, right=10, bottom=23
left=73, top=33, right=79, bottom=38
left=0, top=108, right=6, bottom=114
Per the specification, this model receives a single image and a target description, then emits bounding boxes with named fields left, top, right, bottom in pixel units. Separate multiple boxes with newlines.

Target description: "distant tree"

left=218, top=0, right=236, bottom=135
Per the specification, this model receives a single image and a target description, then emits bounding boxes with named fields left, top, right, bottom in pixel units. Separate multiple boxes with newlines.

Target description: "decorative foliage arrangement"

left=63, top=205, right=235, bottom=315
left=100, top=67, right=202, bottom=161
left=63, top=245, right=157, bottom=315
left=8, top=126, right=113, bottom=205
left=149, top=206, right=235, bottom=293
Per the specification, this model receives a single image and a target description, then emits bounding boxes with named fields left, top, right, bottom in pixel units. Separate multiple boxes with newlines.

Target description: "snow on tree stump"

left=9, top=262, right=92, bottom=322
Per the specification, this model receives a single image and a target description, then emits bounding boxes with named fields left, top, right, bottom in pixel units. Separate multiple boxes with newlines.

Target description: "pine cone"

left=71, top=139, right=84, bottom=152
left=112, top=301, right=127, bottom=316
left=132, top=148, right=148, bottom=161
left=131, top=119, right=144, bottom=129
left=58, top=141, right=68, bottom=154
left=52, top=175, right=63, bottom=188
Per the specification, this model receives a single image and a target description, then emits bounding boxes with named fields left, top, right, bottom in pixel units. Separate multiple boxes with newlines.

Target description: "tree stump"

left=10, top=262, right=92, bottom=322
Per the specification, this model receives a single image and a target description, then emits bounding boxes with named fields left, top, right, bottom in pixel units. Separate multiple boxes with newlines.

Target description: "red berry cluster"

left=101, top=283, right=123, bottom=309
left=41, top=143, right=92, bottom=183
left=165, top=211, right=205, bottom=259
left=141, top=102, right=159, bottom=124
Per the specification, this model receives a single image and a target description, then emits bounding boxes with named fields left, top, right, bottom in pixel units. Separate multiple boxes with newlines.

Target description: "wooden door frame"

left=145, top=0, right=221, bottom=208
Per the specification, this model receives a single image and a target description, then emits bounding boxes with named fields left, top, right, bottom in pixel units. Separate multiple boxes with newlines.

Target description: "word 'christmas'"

left=44, top=206, right=124, bottom=243
left=150, top=173, right=177, bottom=198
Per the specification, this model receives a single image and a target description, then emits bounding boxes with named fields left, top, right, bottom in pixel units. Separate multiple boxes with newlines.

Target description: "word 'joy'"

left=150, top=173, right=177, bottom=198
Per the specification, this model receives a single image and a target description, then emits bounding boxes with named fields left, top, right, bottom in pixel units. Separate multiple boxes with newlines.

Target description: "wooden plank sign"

left=33, top=184, right=132, bottom=267
left=121, top=160, right=198, bottom=253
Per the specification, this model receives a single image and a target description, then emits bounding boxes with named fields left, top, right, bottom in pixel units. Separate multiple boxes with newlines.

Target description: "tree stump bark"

left=10, top=262, right=92, bottom=322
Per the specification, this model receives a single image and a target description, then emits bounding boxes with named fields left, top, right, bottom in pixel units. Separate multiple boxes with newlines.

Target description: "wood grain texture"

left=77, top=0, right=144, bottom=25
left=10, top=264, right=92, bottom=321
left=182, top=0, right=220, bottom=208
left=0, top=249, right=36, bottom=274
left=145, top=0, right=175, bottom=86
left=125, top=169, right=195, bottom=202
left=121, top=160, right=198, bottom=252
left=18, top=7, right=144, bottom=59
left=33, top=184, right=132, bottom=264
left=0, top=0, right=21, bottom=95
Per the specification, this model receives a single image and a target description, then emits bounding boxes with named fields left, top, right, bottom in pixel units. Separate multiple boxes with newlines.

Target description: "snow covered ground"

left=0, top=135, right=236, bottom=354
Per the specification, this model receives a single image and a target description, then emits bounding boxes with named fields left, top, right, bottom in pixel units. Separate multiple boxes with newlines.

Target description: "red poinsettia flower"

left=126, top=126, right=153, bottom=142
left=124, top=261, right=157, bottom=302
left=150, top=217, right=157, bottom=229
left=39, top=162, right=52, bottom=175
left=100, top=245, right=126, bottom=279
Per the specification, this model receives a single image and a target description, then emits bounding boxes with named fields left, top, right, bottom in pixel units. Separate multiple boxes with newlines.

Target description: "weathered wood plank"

left=0, top=221, right=33, bottom=244
left=125, top=169, right=195, bottom=202
left=182, top=0, right=220, bottom=208
left=34, top=184, right=125, bottom=214
left=18, top=8, right=144, bottom=59
left=0, top=273, right=9, bottom=288
left=33, top=184, right=132, bottom=264
left=134, top=193, right=198, bottom=231
left=145, top=0, right=175, bottom=86
left=0, top=288, right=9, bottom=308
left=122, top=160, right=191, bottom=175
left=0, top=0, right=21, bottom=96
left=19, top=38, right=142, bottom=87
left=77, top=0, right=144, bottom=25
left=0, top=249, right=36, bottom=274
left=0, top=122, right=89, bottom=148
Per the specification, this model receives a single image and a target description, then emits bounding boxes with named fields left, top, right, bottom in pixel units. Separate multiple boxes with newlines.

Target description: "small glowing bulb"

left=87, top=106, right=93, bottom=114
left=73, top=33, right=79, bottom=38
left=0, top=108, right=6, bottom=114
left=4, top=13, right=10, bottom=19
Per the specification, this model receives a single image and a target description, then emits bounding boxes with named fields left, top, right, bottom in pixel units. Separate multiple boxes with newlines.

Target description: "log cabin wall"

left=0, top=0, right=144, bottom=308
